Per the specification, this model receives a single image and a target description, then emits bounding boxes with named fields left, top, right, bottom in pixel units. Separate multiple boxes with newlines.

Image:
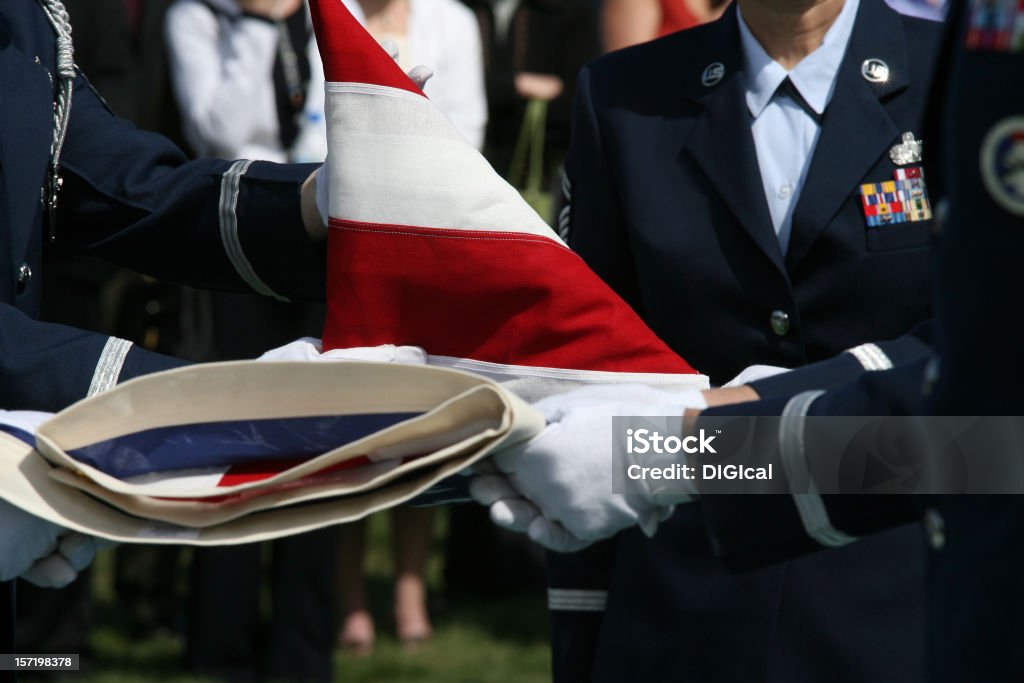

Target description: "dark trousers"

left=186, top=529, right=336, bottom=683
left=1, top=583, right=14, bottom=683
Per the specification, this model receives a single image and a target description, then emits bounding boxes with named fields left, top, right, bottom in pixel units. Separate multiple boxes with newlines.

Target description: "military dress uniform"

left=553, top=0, right=945, bottom=680
left=699, top=1, right=1024, bottom=679
left=0, top=0, right=324, bottom=409
left=0, top=0, right=323, bottom=666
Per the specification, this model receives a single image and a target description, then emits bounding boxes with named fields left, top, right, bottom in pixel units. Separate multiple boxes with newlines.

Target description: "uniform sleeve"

left=58, top=67, right=325, bottom=303
left=565, top=64, right=644, bottom=311
left=698, top=359, right=930, bottom=571
left=0, top=304, right=188, bottom=412
left=2, top=49, right=325, bottom=411
left=750, top=322, right=933, bottom=398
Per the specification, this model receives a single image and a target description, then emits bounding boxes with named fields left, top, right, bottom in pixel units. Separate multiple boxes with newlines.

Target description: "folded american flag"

left=0, top=362, right=541, bottom=543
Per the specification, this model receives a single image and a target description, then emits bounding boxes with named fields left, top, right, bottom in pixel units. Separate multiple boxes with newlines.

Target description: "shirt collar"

left=738, top=0, right=860, bottom=119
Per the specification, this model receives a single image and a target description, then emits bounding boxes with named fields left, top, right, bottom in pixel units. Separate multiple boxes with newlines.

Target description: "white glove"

left=470, top=475, right=592, bottom=552
left=0, top=498, right=64, bottom=584
left=313, top=46, right=433, bottom=226
left=1, top=410, right=100, bottom=587
left=723, top=364, right=790, bottom=387
left=19, top=534, right=100, bottom=588
left=257, top=338, right=428, bottom=364
left=470, top=385, right=707, bottom=552
left=0, top=500, right=99, bottom=587
left=379, top=39, right=434, bottom=90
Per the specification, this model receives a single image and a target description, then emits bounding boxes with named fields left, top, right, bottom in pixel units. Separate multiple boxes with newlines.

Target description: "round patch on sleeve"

left=980, top=117, right=1024, bottom=217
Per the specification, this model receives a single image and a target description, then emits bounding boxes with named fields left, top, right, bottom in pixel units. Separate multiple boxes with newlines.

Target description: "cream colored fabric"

left=0, top=361, right=542, bottom=545
left=36, top=362, right=513, bottom=496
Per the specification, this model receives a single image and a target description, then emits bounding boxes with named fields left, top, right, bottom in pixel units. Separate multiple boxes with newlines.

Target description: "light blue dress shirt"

left=737, top=0, right=860, bottom=253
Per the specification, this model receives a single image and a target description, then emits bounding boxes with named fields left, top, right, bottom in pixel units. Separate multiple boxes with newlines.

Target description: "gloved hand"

left=0, top=500, right=99, bottom=588
left=0, top=498, right=65, bottom=584
left=722, top=364, right=790, bottom=387
left=379, top=39, right=435, bottom=90
left=257, top=338, right=428, bottom=364
left=470, top=385, right=707, bottom=552
left=18, top=532, right=100, bottom=588
left=310, top=44, right=433, bottom=229
left=1, top=410, right=100, bottom=587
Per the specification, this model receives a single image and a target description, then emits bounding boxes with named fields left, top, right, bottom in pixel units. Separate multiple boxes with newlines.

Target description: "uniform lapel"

left=0, top=33, right=55, bottom=271
left=784, top=0, right=910, bottom=272
left=0, top=16, right=12, bottom=278
left=682, top=5, right=785, bottom=274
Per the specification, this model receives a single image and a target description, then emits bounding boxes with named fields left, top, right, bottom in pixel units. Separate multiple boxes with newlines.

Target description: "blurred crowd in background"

left=19, top=0, right=945, bottom=680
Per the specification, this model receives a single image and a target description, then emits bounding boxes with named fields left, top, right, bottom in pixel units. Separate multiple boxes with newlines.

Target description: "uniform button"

left=923, top=507, right=945, bottom=551
left=770, top=310, right=790, bottom=336
left=16, top=263, right=32, bottom=293
left=777, top=183, right=793, bottom=200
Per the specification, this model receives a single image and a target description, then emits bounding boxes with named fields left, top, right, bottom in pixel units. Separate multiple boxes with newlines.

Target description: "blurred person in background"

left=460, top=0, right=599, bottom=189
left=165, top=1, right=334, bottom=680
left=598, top=0, right=946, bottom=39
left=166, top=0, right=327, bottom=162
left=601, top=0, right=729, bottom=52
left=343, top=0, right=487, bottom=149
left=330, top=0, right=485, bottom=655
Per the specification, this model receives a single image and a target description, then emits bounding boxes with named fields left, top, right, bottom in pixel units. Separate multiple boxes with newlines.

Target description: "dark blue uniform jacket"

left=551, top=0, right=944, bottom=680
left=0, top=0, right=323, bottom=413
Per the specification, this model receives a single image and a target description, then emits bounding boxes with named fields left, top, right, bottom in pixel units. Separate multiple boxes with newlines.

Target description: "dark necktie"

left=272, top=8, right=313, bottom=149
left=775, top=77, right=824, bottom=125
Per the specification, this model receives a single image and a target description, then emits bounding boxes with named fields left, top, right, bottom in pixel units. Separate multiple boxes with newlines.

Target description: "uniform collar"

left=738, top=0, right=860, bottom=119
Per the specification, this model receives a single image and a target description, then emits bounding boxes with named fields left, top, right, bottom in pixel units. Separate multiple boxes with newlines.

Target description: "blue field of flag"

left=64, top=413, right=423, bottom=480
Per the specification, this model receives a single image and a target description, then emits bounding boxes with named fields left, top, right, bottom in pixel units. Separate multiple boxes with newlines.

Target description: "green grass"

left=34, top=512, right=551, bottom=683
left=325, top=600, right=551, bottom=683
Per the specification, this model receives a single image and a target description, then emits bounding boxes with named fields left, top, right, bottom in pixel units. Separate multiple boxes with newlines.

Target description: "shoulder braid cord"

left=36, top=0, right=75, bottom=241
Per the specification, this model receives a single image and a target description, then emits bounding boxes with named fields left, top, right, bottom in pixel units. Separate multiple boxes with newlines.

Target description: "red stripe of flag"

left=323, top=219, right=696, bottom=374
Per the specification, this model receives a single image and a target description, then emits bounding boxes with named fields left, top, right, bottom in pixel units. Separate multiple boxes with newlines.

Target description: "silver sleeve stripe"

left=780, top=390, right=858, bottom=548
left=87, top=337, right=133, bottom=397
left=547, top=588, right=607, bottom=612
left=846, top=343, right=893, bottom=371
left=557, top=205, right=572, bottom=242
left=219, top=159, right=290, bottom=302
left=558, top=169, right=572, bottom=242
